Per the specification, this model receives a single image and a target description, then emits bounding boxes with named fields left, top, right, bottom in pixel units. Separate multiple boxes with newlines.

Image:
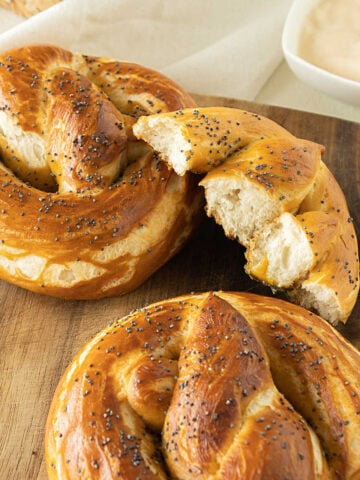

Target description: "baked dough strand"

left=133, top=107, right=359, bottom=324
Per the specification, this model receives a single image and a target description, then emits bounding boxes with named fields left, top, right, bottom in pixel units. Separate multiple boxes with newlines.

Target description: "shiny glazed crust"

left=45, top=291, right=360, bottom=479
left=133, top=107, right=359, bottom=324
left=0, top=45, right=202, bottom=299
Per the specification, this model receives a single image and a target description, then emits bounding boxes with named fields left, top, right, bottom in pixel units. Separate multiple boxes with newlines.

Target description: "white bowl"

left=282, top=0, right=360, bottom=108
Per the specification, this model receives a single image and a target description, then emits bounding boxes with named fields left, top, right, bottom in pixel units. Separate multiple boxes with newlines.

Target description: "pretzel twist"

left=133, top=107, right=359, bottom=324
left=45, top=291, right=360, bottom=479
left=0, top=45, right=202, bottom=299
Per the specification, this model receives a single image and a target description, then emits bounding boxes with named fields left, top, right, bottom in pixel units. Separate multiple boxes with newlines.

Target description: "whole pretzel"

left=133, top=107, right=359, bottom=324
left=45, top=291, right=360, bottom=479
left=0, top=45, right=202, bottom=299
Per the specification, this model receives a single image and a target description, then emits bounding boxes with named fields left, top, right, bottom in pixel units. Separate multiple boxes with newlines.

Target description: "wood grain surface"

left=1, top=94, right=359, bottom=480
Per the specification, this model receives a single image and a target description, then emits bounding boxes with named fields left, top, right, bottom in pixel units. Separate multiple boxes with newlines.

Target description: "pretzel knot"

left=45, top=291, right=360, bottom=479
left=0, top=45, right=202, bottom=299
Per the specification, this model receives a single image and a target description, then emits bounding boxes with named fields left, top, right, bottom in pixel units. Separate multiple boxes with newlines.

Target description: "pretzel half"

left=45, top=291, right=360, bottom=479
left=133, top=107, right=359, bottom=324
left=0, top=45, right=202, bottom=299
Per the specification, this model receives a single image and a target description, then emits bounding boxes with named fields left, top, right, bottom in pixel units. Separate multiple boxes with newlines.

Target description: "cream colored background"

left=0, top=0, right=359, bottom=123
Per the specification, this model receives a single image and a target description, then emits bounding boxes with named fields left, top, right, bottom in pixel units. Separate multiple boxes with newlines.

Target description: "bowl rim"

left=282, top=0, right=360, bottom=90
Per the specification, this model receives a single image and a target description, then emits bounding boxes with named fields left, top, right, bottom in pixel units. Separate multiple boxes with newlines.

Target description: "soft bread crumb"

left=246, top=212, right=313, bottom=287
left=203, top=177, right=281, bottom=247
left=133, top=117, right=189, bottom=175
left=289, top=284, right=341, bottom=326
left=15, top=255, right=47, bottom=280
left=0, top=111, right=46, bottom=169
left=43, top=261, right=106, bottom=286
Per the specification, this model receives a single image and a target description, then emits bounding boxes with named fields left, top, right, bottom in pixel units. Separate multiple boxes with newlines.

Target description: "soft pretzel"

left=0, top=0, right=60, bottom=17
left=0, top=45, right=202, bottom=299
left=45, top=291, right=360, bottom=479
left=133, top=107, right=359, bottom=324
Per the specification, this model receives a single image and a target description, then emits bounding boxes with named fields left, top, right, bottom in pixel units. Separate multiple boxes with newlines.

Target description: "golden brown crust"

left=291, top=162, right=359, bottom=309
left=0, top=0, right=60, bottom=16
left=45, top=291, right=360, bottom=479
left=0, top=45, right=202, bottom=299
left=133, top=107, right=359, bottom=324
left=202, top=135, right=323, bottom=215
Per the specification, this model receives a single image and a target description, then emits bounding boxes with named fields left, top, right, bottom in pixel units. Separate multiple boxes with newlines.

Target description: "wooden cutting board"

left=1, top=94, right=359, bottom=480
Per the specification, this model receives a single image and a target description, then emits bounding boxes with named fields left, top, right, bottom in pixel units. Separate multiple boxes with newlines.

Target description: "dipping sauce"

left=298, top=0, right=360, bottom=82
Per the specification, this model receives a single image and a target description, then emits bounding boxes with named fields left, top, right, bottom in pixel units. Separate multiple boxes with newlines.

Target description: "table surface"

left=1, top=94, right=359, bottom=480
